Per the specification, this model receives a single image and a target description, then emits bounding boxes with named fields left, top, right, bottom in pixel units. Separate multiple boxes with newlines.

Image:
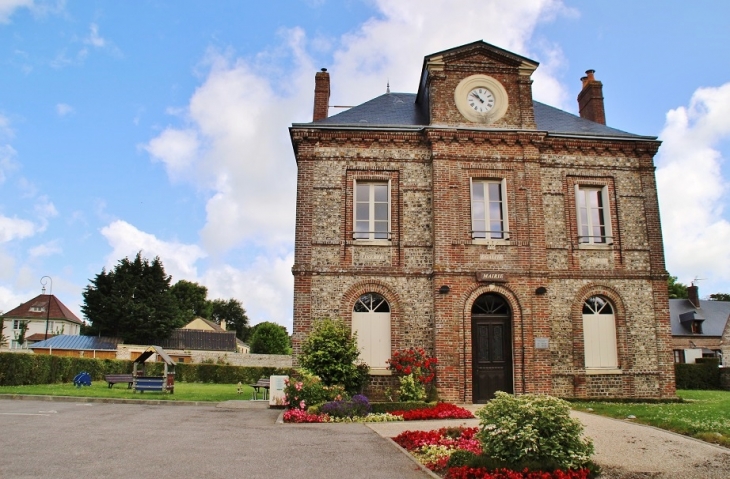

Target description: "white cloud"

left=0, top=0, right=33, bottom=24
left=100, top=220, right=207, bottom=280
left=202, top=252, right=295, bottom=330
left=56, top=103, right=73, bottom=116
left=85, top=23, right=105, bottom=48
left=142, top=128, right=199, bottom=180
left=28, top=240, right=62, bottom=259
left=656, top=82, right=730, bottom=294
left=0, top=215, right=36, bottom=242
left=0, top=144, right=19, bottom=183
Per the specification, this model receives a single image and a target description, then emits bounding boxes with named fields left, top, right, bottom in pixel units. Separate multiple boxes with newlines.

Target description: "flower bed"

left=393, top=426, right=480, bottom=473
left=391, top=402, right=474, bottom=420
left=446, top=466, right=591, bottom=479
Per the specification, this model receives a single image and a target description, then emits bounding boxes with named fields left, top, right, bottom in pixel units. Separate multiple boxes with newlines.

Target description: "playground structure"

left=132, top=346, right=176, bottom=394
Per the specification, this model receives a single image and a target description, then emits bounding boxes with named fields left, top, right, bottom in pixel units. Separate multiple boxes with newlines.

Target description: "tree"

left=709, top=293, right=730, bottom=302
left=209, top=298, right=249, bottom=340
left=0, top=317, right=9, bottom=348
left=15, top=321, right=28, bottom=347
left=82, top=252, right=183, bottom=344
left=249, top=321, right=290, bottom=354
left=170, top=280, right=212, bottom=322
left=668, top=275, right=688, bottom=299
left=299, top=318, right=369, bottom=393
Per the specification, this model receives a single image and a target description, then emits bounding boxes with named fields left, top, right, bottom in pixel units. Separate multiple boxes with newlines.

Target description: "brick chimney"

left=687, top=285, right=700, bottom=308
left=577, top=69, right=606, bottom=125
left=313, top=68, right=330, bottom=122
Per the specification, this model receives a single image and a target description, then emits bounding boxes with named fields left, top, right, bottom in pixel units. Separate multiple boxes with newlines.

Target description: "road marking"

left=39, top=410, right=57, bottom=414
left=0, top=413, right=53, bottom=416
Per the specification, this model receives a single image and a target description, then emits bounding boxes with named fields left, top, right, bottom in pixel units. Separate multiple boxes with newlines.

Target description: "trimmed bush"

left=675, top=360, right=721, bottom=389
left=476, top=392, right=594, bottom=470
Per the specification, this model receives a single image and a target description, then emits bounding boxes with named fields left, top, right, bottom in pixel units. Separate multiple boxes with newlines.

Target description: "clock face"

left=467, top=87, right=495, bottom=113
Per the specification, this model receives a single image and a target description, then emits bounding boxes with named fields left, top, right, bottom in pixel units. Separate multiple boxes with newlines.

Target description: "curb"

left=0, top=394, right=214, bottom=407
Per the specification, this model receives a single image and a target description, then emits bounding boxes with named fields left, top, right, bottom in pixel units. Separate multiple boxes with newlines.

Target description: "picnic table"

left=249, top=378, right=270, bottom=400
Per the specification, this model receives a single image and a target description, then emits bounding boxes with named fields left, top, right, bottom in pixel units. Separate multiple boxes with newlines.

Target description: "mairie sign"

left=475, top=271, right=507, bottom=283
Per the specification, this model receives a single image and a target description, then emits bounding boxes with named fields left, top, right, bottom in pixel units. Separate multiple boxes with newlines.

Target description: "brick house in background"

left=1, top=293, right=83, bottom=350
left=289, top=41, right=675, bottom=402
left=670, top=284, right=730, bottom=365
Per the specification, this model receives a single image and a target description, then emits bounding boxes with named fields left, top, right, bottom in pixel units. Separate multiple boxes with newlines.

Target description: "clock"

left=454, top=75, right=508, bottom=124
left=467, top=87, right=495, bottom=113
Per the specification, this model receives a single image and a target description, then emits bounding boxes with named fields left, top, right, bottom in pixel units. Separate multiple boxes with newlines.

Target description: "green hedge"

left=675, top=359, right=721, bottom=390
left=0, top=353, right=131, bottom=386
left=0, top=353, right=293, bottom=386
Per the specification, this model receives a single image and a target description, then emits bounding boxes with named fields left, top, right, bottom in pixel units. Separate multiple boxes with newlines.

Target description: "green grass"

left=0, top=381, right=258, bottom=402
left=572, top=390, right=730, bottom=447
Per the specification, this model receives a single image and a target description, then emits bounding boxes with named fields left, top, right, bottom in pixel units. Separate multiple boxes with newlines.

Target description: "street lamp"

left=40, top=276, right=52, bottom=341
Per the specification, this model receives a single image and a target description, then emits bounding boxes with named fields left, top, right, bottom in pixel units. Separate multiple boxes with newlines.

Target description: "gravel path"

left=367, top=406, right=730, bottom=478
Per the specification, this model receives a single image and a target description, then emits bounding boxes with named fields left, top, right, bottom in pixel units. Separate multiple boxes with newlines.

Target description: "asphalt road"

left=0, top=399, right=430, bottom=479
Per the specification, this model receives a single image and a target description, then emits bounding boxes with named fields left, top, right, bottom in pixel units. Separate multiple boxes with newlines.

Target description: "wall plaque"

left=475, top=271, right=507, bottom=283
left=535, top=338, right=549, bottom=349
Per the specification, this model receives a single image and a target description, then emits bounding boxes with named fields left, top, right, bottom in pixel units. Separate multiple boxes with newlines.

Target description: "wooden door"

left=471, top=294, right=513, bottom=403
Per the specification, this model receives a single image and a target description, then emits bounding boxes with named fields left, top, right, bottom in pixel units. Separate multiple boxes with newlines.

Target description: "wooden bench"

left=134, top=377, right=166, bottom=393
left=249, top=378, right=270, bottom=400
left=104, top=374, right=134, bottom=389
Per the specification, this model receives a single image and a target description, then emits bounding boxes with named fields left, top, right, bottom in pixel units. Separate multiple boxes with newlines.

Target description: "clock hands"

left=471, top=92, right=485, bottom=104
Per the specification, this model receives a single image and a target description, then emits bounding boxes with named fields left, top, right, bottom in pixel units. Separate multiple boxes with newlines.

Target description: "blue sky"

left=1, top=0, right=729, bottom=331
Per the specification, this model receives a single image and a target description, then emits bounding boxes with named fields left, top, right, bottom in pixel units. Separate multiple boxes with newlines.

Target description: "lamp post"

left=40, top=276, right=52, bottom=341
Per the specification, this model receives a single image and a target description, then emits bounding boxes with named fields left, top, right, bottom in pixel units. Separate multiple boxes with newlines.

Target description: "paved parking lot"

left=0, top=399, right=430, bottom=479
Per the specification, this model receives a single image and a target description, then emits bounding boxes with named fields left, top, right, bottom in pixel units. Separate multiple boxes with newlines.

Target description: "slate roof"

left=30, top=335, right=121, bottom=351
left=2, top=294, right=83, bottom=325
left=669, top=299, right=730, bottom=336
left=158, top=329, right=238, bottom=352
left=296, top=93, right=652, bottom=140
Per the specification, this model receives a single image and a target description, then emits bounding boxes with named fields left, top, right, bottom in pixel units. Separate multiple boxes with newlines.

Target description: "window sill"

left=577, top=243, right=613, bottom=250
left=585, top=368, right=622, bottom=375
left=353, top=240, right=391, bottom=246
left=368, top=369, right=392, bottom=376
left=471, top=239, right=510, bottom=246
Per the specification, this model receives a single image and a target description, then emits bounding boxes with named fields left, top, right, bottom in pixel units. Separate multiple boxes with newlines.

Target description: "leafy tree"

left=15, top=321, right=28, bottom=347
left=82, top=252, right=183, bottom=344
left=170, top=280, right=212, bottom=322
left=249, top=321, right=290, bottom=354
left=0, top=317, right=9, bottom=348
left=668, top=275, right=688, bottom=299
left=209, top=298, right=249, bottom=340
left=299, top=318, right=369, bottom=394
left=709, top=293, right=730, bottom=302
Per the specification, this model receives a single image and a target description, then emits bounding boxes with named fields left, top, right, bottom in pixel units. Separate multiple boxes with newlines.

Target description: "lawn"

left=0, top=381, right=258, bottom=402
left=571, top=389, right=730, bottom=447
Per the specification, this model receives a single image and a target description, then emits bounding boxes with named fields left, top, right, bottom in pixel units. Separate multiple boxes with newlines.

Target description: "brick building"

left=289, top=41, right=675, bottom=402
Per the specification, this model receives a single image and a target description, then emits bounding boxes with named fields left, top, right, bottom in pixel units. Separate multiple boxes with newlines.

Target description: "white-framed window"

left=470, top=179, right=509, bottom=240
left=576, top=185, right=612, bottom=244
left=353, top=181, right=390, bottom=241
left=582, top=296, right=618, bottom=369
left=12, top=320, right=28, bottom=330
left=352, top=293, right=391, bottom=370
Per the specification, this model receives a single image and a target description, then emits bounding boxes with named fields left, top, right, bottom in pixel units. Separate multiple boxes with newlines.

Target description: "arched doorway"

left=471, top=293, right=513, bottom=402
left=352, top=293, right=391, bottom=371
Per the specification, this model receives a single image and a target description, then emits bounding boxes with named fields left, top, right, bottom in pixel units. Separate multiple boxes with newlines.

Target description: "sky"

left=1, top=0, right=730, bottom=331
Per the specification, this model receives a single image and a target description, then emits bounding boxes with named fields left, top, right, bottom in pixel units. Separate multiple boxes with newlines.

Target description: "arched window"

left=352, top=293, right=391, bottom=370
left=582, top=295, right=618, bottom=369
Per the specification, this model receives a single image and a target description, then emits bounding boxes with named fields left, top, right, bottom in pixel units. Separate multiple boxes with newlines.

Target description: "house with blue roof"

left=670, top=285, right=730, bottom=365
left=289, top=41, right=674, bottom=402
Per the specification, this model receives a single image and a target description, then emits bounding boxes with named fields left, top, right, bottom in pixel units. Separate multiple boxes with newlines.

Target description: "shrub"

left=283, top=408, right=327, bottom=423
left=299, top=318, right=369, bottom=393
left=321, top=394, right=371, bottom=418
left=476, top=392, right=594, bottom=470
left=370, top=401, right=434, bottom=414
left=283, top=371, right=346, bottom=410
left=675, top=360, right=721, bottom=389
left=388, top=347, right=437, bottom=400
left=398, top=373, right=426, bottom=401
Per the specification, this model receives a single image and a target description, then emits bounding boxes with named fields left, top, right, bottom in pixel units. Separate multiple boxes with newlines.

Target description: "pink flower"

left=300, top=400, right=306, bottom=409
left=295, top=382, right=302, bottom=391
